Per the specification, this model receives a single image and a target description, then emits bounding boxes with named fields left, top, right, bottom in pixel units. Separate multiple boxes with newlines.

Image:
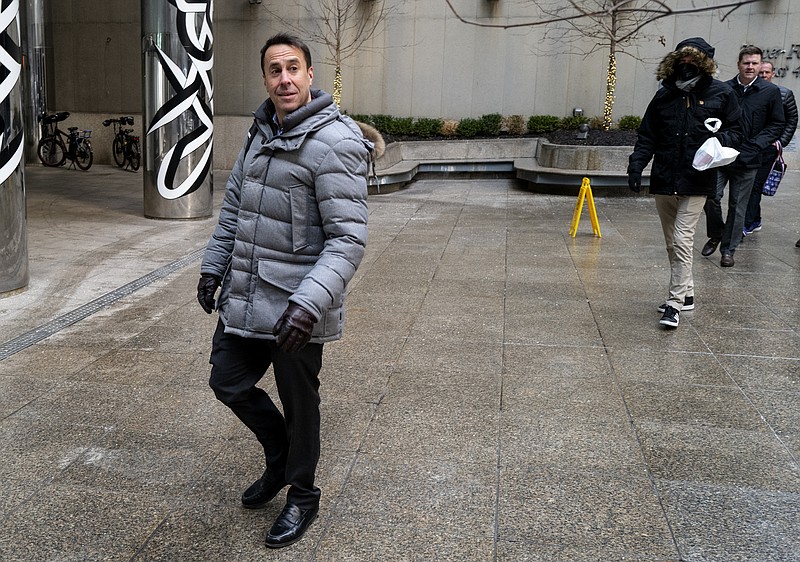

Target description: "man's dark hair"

left=738, top=45, right=763, bottom=62
left=260, top=33, right=312, bottom=75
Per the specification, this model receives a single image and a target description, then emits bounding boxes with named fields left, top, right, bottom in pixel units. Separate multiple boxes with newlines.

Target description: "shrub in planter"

left=504, top=115, right=527, bottom=136
left=527, top=115, right=560, bottom=134
left=456, top=117, right=482, bottom=138
left=370, top=114, right=414, bottom=135
left=370, top=114, right=393, bottom=134
left=440, top=119, right=459, bottom=137
left=479, top=113, right=503, bottom=136
left=413, top=117, right=443, bottom=138
left=560, top=115, right=589, bottom=130
left=388, top=117, right=415, bottom=136
left=348, top=113, right=373, bottom=126
left=618, top=115, right=642, bottom=131
left=588, top=116, right=605, bottom=130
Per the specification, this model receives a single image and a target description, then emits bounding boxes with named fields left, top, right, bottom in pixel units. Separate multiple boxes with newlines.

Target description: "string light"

left=603, top=52, right=616, bottom=131
left=333, top=66, right=342, bottom=108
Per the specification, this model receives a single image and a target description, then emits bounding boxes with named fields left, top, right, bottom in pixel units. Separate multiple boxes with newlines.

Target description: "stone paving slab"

left=0, top=165, right=798, bottom=561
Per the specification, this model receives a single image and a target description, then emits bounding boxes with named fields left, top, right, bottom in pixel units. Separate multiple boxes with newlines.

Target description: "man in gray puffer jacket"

left=197, top=33, right=372, bottom=549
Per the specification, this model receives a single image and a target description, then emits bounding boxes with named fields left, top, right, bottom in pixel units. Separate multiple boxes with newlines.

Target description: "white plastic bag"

left=692, top=118, right=739, bottom=171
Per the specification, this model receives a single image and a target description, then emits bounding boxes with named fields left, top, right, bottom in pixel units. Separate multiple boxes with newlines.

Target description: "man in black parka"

left=743, top=60, right=797, bottom=236
left=628, top=37, right=742, bottom=328
left=700, top=45, right=784, bottom=266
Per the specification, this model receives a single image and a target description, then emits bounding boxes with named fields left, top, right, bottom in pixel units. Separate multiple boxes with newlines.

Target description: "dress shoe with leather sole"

left=720, top=253, right=735, bottom=267
left=701, top=238, right=720, bottom=256
left=241, top=473, right=286, bottom=510
left=265, top=503, right=319, bottom=548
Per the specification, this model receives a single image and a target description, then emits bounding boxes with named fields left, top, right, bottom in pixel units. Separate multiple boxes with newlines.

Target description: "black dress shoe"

left=265, top=503, right=319, bottom=548
left=701, top=238, right=720, bottom=256
left=720, top=253, right=735, bottom=267
left=241, top=472, right=286, bottom=509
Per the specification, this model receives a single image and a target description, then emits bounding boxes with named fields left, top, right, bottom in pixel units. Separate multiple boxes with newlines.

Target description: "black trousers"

left=745, top=144, right=779, bottom=227
left=209, top=319, right=323, bottom=509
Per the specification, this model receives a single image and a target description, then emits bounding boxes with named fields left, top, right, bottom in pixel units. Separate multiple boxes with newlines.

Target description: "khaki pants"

left=655, top=194, right=706, bottom=311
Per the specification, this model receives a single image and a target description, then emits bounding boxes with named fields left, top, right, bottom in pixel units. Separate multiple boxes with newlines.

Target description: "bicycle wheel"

left=128, top=140, right=141, bottom=171
left=37, top=136, right=66, bottom=167
left=112, top=137, right=125, bottom=167
left=75, top=140, right=93, bottom=170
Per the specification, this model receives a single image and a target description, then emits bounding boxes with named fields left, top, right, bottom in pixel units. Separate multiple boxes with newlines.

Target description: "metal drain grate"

left=0, top=248, right=205, bottom=361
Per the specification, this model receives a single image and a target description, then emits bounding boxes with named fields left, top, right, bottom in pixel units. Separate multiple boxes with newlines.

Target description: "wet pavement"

left=0, top=164, right=798, bottom=561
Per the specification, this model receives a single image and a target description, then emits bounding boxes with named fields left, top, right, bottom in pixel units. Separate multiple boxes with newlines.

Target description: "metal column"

left=20, top=0, right=45, bottom=164
left=142, top=0, right=213, bottom=219
left=0, top=1, right=28, bottom=295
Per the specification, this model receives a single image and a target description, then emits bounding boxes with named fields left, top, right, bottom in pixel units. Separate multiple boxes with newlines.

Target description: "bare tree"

left=532, top=1, right=663, bottom=131
left=443, top=0, right=762, bottom=129
left=264, top=0, right=395, bottom=108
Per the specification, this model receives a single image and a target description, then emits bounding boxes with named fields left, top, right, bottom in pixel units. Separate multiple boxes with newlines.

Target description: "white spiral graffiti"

left=0, top=0, right=24, bottom=186
left=147, top=0, right=214, bottom=200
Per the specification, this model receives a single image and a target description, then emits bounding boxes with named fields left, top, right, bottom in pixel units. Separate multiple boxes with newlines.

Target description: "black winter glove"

left=273, top=303, right=316, bottom=353
left=628, top=172, right=642, bottom=193
left=197, top=274, right=221, bottom=314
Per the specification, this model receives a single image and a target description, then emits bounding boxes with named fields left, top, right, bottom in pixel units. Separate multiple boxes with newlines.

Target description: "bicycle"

left=37, top=111, right=94, bottom=171
left=102, top=116, right=141, bottom=171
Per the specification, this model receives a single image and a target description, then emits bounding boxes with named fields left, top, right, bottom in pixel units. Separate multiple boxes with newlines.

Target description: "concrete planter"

left=376, top=138, right=540, bottom=170
left=536, top=141, right=633, bottom=171
left=371, top=137, right=638, bottom=193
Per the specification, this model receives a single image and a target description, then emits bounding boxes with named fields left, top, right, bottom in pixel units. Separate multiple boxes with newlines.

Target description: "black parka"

left=723, top=75, right=785, bottom=168
left=628, top=49, right=743, bottom=197
left=776, top=84, right=797, bottom=147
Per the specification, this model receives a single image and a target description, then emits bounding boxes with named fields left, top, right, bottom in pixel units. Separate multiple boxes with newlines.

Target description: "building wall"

left=44, top=1, right=800, bottom=166
left=45, top=1, right=141, bottom=114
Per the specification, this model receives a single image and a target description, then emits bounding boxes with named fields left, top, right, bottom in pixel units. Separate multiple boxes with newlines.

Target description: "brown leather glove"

left=273, top=303, right=316, bottom=353
left=197, top=274, right=220, bottom=314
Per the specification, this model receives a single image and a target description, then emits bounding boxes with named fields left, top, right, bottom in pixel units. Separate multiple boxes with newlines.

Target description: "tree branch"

left=442, top=0, right=763, bottom=30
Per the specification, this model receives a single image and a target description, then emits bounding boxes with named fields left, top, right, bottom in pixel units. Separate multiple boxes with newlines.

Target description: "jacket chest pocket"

left=695, top=100, right=722, bottom=121
left=289, top=184, right=312, bottom=252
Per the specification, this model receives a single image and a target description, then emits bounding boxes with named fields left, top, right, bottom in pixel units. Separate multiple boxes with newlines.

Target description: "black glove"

left=273, top=303, right=316, bottom=353
left=628, top=172, right=642, bottom=193
left=197, top=274, right=221, bottom=314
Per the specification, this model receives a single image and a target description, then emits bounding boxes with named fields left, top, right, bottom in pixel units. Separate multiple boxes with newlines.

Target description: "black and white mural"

left=0, top=0, right=24, bottom=186
left=147, top=0, right=213, bottom=200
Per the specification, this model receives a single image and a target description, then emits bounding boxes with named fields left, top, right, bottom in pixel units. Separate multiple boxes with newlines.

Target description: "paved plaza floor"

left=0, top=165, right=798, bottom=561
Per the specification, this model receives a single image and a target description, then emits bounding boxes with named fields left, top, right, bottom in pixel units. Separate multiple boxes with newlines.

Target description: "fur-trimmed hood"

left=656, top=40, right=718, bottom=81
left=354, top=120, right=385, bottom=159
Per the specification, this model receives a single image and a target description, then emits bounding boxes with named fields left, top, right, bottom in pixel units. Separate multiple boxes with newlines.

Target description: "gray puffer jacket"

left=201, top=90, right=371, bottom=342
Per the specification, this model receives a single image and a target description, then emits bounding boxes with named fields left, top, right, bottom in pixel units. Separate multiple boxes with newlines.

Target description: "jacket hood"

left=656, top=38, right=718, bottom=81
left=255, top=89, right=335, bottom=134
left=353, top=120, right=385, bottom=159
left=250, top=90, right=377, bottom=160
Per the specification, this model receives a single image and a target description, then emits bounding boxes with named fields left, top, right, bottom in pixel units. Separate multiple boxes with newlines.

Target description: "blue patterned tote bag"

left=762, top=142, right=786, bottom=197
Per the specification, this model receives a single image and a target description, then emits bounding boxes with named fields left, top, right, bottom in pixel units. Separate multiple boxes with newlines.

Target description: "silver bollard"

left=141, top=0, right=213, bottom=219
